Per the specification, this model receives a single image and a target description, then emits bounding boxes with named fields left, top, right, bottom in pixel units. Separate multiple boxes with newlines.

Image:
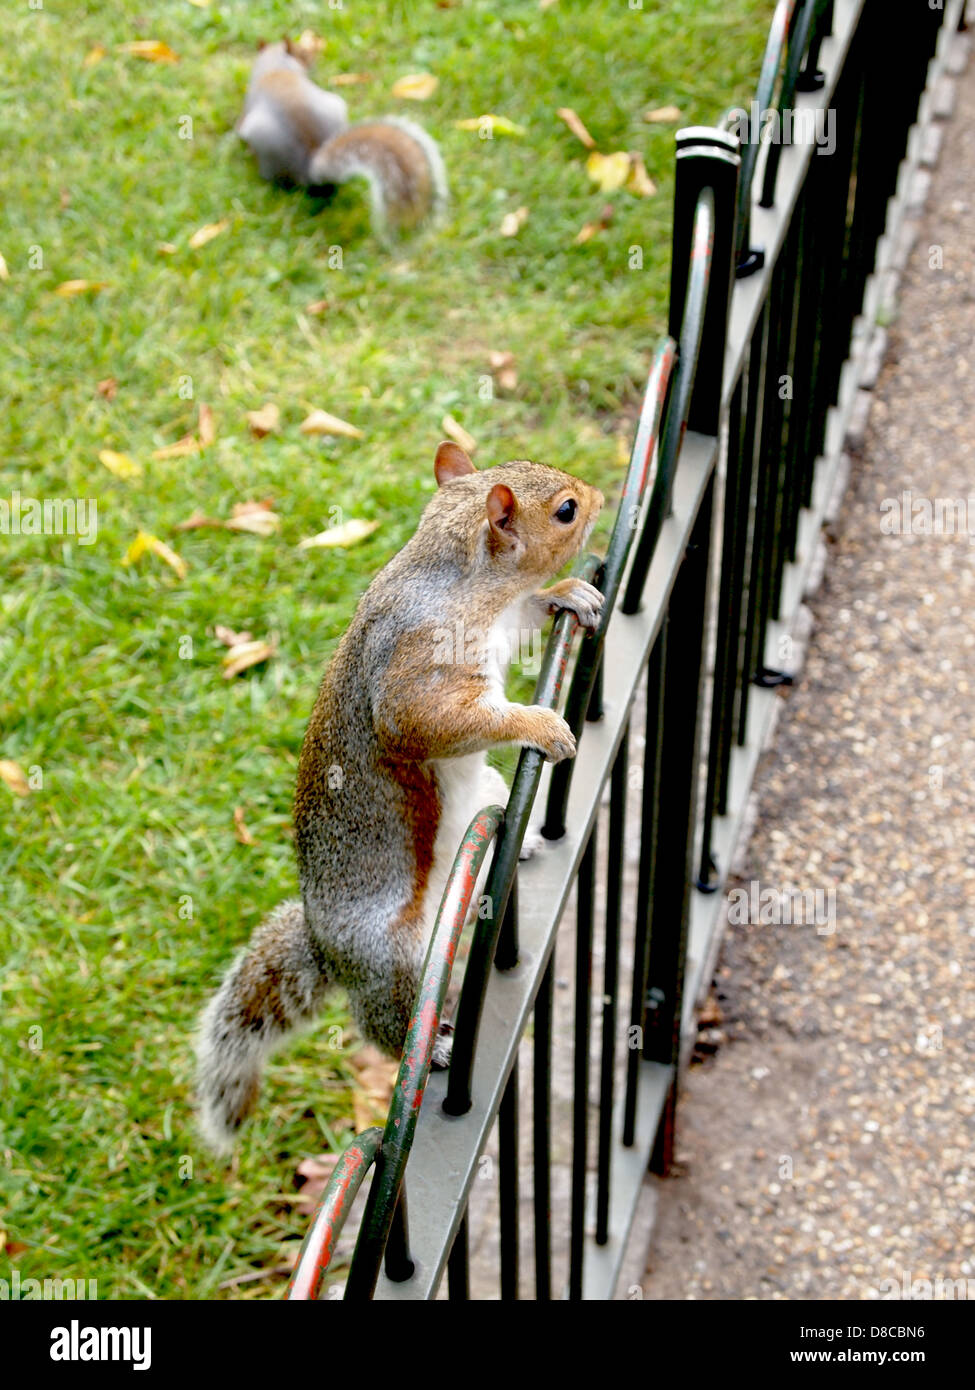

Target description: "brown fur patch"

left=384, top=758, right=439, bottom=933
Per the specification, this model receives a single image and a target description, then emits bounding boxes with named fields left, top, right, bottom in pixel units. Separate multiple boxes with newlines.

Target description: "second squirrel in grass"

left=237, top=40, right=448, bottom=237
left=196, top=442, right=604, bottom=1152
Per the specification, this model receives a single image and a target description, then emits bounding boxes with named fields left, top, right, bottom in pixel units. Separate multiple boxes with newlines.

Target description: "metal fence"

left=285, top=0, right=962, bottom=1301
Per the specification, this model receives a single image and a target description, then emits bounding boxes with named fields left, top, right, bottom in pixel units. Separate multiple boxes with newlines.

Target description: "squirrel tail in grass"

left=308, top=116, right=448, bottom=239
left=195, top=899, right=328, bottom=1153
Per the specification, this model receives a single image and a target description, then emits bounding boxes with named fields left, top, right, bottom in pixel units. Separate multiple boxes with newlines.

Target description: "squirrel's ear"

left=485, top=483, right=518, bottom=548
left=434, top=441, right=476, bottom=486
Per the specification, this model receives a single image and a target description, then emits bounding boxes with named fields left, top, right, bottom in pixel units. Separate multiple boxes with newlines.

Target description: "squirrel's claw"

left=545, top=578, right=605, bottom=630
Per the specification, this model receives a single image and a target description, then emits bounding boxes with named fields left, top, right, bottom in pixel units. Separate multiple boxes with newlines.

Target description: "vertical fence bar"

left=569, top=829, right=596, bottom=1300
left=623, top=625, right=666, bottom=1148
left=646, top=478, right=717, bottom=1174
left=447, top=1213, right=469, bottom=1300
left=533, top=955, right=554, bottom=1301
left=498, top=1060, right=520, bottom=1300
left=596, top=727, right=628, bottom=1244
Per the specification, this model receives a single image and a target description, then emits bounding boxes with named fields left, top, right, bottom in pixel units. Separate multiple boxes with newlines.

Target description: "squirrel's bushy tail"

left=195, top=900, right=327, bottom=1154
left=308, top=116, right=448, bottom=236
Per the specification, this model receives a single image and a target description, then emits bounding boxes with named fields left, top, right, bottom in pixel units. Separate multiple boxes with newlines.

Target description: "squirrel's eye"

left=555, top=499, right=577, bottom=524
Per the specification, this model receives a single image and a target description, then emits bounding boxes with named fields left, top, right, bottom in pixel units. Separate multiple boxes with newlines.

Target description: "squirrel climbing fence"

left=287, top=0, right=963, bottom=1300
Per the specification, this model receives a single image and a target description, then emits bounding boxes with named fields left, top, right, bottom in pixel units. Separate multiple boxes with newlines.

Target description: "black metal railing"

left=284, top=0, right=959, bottom=1301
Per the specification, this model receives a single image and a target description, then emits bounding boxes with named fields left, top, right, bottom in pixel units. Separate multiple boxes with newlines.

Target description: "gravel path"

left=641, top=56, right=975, bottom=1301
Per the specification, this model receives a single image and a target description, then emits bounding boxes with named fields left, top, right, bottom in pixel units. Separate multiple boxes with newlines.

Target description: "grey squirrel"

left=196, top=442, right=604, bottom=1152
left=237, top=41, right=448, bottom=237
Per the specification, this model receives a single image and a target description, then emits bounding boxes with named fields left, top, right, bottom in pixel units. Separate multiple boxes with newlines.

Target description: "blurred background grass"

left=0, top=0, right=772, bottom=1297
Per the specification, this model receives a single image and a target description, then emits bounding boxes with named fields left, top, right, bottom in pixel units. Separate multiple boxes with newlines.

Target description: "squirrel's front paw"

left=529, top=709, right=577, bottom=764
left=545, top=579, right=605, bottom=630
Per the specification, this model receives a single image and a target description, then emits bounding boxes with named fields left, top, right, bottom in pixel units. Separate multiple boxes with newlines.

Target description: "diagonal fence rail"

left=285, top=0, right=963, bottom=1301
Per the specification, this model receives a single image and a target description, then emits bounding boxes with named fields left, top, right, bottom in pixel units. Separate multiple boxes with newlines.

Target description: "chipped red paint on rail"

left=287, top=1126, right=383, bottom=1301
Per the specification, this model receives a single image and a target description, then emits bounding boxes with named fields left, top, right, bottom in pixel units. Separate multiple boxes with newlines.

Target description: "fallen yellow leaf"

left=299, top=409, right=363, bottom=439
left=99, top=450, right=142, bottom=479
left=297, top=519, right=380, bottom=550
left=157, top=242, right=178, bottom=256
left=556, top=107, right=596, bottom=149
left=83, top=45, right=106, bottom=68
left=644, top=105, right=682, bottom=124
left=391, top=73, right=438, bottom=100
left=151, top=435, right=198, bottom=460
left=0, top=760, right=30, bottom=797
left=441, top=415, right=477, bottom=453
left=586, top=150, right=631, bottom=193
left=122, top=530, right=188, bottom=579
left=455, top=114, right=526, bottom=136
left=54, top=280, right=110, bottom=298
left=117, top=40, right=180, bottom=63
left=294, top=30, right=326, bottom=57
left=500, top=206, right=529, bottom=237
left=222, top=640, right=276, bottom=679
left=0, top=253, right=8, bottom=282
left=330, top=72, right=373, bottom=86
left=188, top=219, right=229, bottom=250
left=626, top=152, right=657, bottom=198
left=246, top=403, right=280, bottom=438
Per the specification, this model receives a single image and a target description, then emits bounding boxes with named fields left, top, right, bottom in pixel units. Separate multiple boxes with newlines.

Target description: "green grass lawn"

left=1, top=0, right=772, bottom=1298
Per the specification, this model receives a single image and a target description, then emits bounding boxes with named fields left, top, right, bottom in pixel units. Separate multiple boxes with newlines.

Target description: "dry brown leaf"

left=391, top=73, right=438, bottom=100
left=83, top=45, right=106, bottom=68
left=585, top=150, right=631, bottom=192
left=173, top=509, right=223, bottom=531
left=151, top=434, right=198, bottom=460
left=99, top=450, right=142, bottom=480
left=188, top=219, right=230, bottom=250
left=0, top=760, right=30, bottom=797
left=574, top=204, right=614, bottom=244
left=626, top=152, right=657, bottom=198
left=222, top=639, right=276, bottom=679
left=350, top=1045, right=399, bottom=1131
left=500, top=206, right=529, bottom=237
left=329, top=72, right=373, bottom=86
left=214, top=624, right=252, bottom=648
left=0, top=253, right=8, bottom=282
left=299, top=409, right=363, bottom=439
left=121, top=530, right=188, bottom=580
left=233, top=806, right=256, bottom=846
left=225, top=508, right=280, bottom=537
left=488, top=350, right=518, bottom=391
left=644, top=104, right=682, bottom=124
left=96, top=377, right=118, bottom=400
left=306, top=298, right=331, bottom=315
left=246, top=403, right=280, bottom=438
left=297, top=519, right=379, bottom=550
left=54, top=280, right=109, bottom=298
left=293, top=1154, right=341, bottom=1216
left=198, top=403, right=216, bottom=447
left=117, top=40, right=180, bottom=63
left=556, top=107, right=596, bottom=149
left=441, top=414, right=477, bottom=453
